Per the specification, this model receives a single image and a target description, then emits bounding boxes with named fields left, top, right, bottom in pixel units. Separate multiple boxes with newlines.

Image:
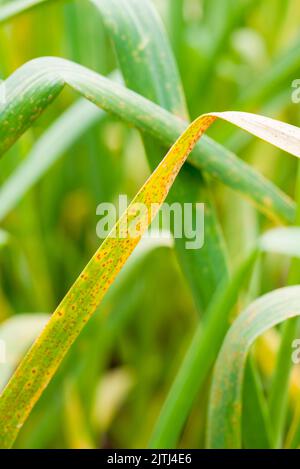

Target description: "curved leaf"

left=93, top=0, right=230, bottom=311
left=150, top=226, right=300, bottom=448
left=0, top=57, right=295, bottom=223
left=0, top=99, right=104, bottom=221
left=1, top=110, right=300, bottom=447
left=207, top=286, right=300, bottom=448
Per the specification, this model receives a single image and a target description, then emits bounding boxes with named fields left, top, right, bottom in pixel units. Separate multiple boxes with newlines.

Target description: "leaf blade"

left=207, top=286, right=300, bottom=448
left=0, top=57, right=295, bottom=224
left=1, top=109, right=300, bottom=447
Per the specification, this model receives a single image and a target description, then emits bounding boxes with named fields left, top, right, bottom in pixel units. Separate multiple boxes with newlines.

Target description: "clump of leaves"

left=1, top=0, right=300, bottom=450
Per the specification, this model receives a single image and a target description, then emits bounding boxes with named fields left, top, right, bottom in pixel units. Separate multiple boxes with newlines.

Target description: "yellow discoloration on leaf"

left=1, top=111, right=300, bottom=448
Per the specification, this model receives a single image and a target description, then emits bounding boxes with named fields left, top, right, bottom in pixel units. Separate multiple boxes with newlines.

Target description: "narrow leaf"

left=1, top=110, right=300, bottom=448
left=207, top=286, right=300, bottom=448
left=0, top=57, right=295, bottom=223
left=0, top=99, right=104, bottom=221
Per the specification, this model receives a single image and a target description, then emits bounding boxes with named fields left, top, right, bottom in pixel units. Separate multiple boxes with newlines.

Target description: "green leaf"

left=17, top=232, right=173, bottom=449
left=150, top=225, right=300, bottom=448
left=69, top=0, right=229, bottom=311
left=260, top=181, right=300, bottom=448
left=207, top=286, right=300, bottom=448
left=0, top=229, right=9, bottom=247
left=1, top=70, right=300, bottom=447
left=1, top=0, right=300, bottom=451
left=0, top=99, right=104, bottom=221
left=149, top=251, right=258, bottom=448
left=236, top=34, right=300, bottom=109
left=0, top=57, right=295, bottom=225
left=242, top=357, right=272, bottom=449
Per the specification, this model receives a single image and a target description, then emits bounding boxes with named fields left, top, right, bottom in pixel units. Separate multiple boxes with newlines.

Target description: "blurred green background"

left=1, top=0, right=300, bottom=448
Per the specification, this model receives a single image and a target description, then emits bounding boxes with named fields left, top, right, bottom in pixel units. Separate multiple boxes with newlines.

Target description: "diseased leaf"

left=1, top=0, right=300, bottom=452
left=0, top=314, right=49, bottom=392
left=93, top=0, right=229, bottom=312
left=0, top=57, right=295, bottom=223
left=1, top=110, right=300, bottom=448
left=207, top=286, right=300, bottom=448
